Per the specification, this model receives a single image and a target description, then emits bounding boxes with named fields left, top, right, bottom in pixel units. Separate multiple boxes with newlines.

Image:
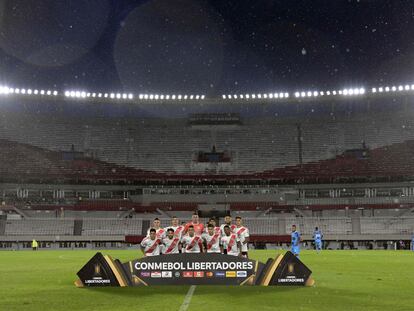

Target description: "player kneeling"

left=162, top=228, right=181, bottom=254
left=221, top=225, right=241, bottom=256
left=181, top=225, right=203, bottom=253
left=202, top=224, right=221, bottom=253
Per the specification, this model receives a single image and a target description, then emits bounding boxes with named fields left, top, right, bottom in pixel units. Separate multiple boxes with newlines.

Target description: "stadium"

left=1, top=1, right=414, bottom=311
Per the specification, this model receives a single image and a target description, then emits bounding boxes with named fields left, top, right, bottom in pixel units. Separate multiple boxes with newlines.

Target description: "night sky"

left=0, top=0, right=414, bottom=96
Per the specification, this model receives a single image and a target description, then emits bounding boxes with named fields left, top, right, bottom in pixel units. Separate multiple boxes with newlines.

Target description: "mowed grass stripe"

left=0, top=250, right=413, bottom=311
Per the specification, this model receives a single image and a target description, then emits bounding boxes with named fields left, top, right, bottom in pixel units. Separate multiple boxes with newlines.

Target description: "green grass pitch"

left=1, top=249, right=414, bottom=311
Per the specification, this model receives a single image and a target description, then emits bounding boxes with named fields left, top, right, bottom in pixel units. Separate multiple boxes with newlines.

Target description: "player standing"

left=221, top=225, right=241, bottom=256
left=205, top=218, right=221, bottom=235
left=183, top=213, right=205, bottom=236
left=202, top=224, right=221, bottom=253
left=165, top=216, right=185, bottom=239
left=181, top=225, right=203, bottom=253
left=162, top=228, right=181, bottom=254
left=146, top=218, right=165, bottom=239
left=291, top=225, right=301, bottom=257
left=235, top=216, right=250, bottom=258
left=411, top=233, right=414, bottom=251
left=220, top=214, right=236, bottom=236
left=313, top=227, right=323, bottom=253
left=140, top=228, right=161, bottom=257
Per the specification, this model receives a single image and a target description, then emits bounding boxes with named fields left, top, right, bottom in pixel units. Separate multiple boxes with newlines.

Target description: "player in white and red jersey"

left=146, top=218, right=166, bottom=239
left=220, top=214, right=236, bottom=236
left=204, top=218, right=221, bottom=235
left=164, top=216, right=185, bottom=239
left=161, top=228, right=181, bottom=254
left=202, top=224, right=221, bottom=253
left=183, top=213, right=204, bottom=236
left=221, top=225, right=241, bottom=256
left=140, top=228, right=161, bottom=256
left=235, top=216, right=250, bottom=258
left=181, top=225, right=203, bottom=253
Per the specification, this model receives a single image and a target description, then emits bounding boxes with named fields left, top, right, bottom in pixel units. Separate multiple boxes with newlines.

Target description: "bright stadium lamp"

left=139, top=94, right=144, bottom=99
left=359, top=88, right=365, bottom=94
left=269, top=93, right=273, bottom=98
left=372, top=88, right=377, bottom=93
left=195, top=95, right=200, bottom=99
left=307, top=91, right=312, bottom=97
left=160, top=95, right=164, bottom=100
left=295, top=92, right=300, bottom=98
left=222, top=95, right=226, bottom=99
left=405, top=85, right=410, bottom=91
left=98, top=93, right=102, bottom=97
left=177, top=94, right=182, bottom=100
left=313, top=91, right=318, bottom=97
left=27, top=89, right=32, bottom=94
left=411, top=84, right=414, bottom=90
left=398, top=85, right=403, bottom=91
left=326, top=91, right=331, bottom=95
left=116, top=93, right=121, bottom=99
left=391, top=86, right=396, bottom=91
left=92, top=93, right=96, bottom=97
left=81, top=91, right=86, bottom=98
left=240, top=94, right=244, bottom=99
left=332, top=90, right=337, bottom=95
left=263, top=94, right=267, bottom=98
left=343, top=89, right=349, bottom=95
left=34, top=89, right=38, bottom=95
left=257, top=94, right=262, bottom=98
left=190, top=95, right=194, bottom=99
left=46, top=90, right=52, bottom=96
left=154, top=94, right=159, bottom=100
left=104, top=93, right=108, bottom=98
left=300, top=92, right=305, bottom=97
left=279, top=93, right=284, bottom=98
left=122, top=94, right=127, bottom=99
left=252, top=94, right=256, bottom=98
left=149, top=94, right=154, bottom=100
left=385, top=87, right=390, bottom=92
left=245, top=94, right=250, bottom=99
left=53, top=91, right=58, bottom=96
left=184, top=95, right=188, bottom=99
left=21, top=88, right=26, bottom=94
left=378, top=87, right=383, bottom=92
left=166, top=95, right=170, bottom=99
left=172, top=94, right=176, bottom=99
left=65, top=91, right=70, bottom=97
left=15, top=88, right=20, bottom=94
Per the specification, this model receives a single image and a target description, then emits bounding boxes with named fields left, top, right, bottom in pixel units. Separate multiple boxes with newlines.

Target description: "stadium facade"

left=0, top=88, right=413, bottom=250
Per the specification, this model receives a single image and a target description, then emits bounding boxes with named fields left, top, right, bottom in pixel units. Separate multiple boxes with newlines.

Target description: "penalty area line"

left=179, top=285, right=196, bottom=311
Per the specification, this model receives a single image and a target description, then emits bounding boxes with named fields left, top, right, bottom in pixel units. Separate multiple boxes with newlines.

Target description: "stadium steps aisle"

left=73, top=219, right=83, bottom=236
left=0, top=215, right=6, bottom=235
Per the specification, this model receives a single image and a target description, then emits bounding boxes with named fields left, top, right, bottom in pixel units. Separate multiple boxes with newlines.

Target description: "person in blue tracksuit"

left=313, top=227, right=323, bottom=253
left=291, top=225, right=301, bottom=257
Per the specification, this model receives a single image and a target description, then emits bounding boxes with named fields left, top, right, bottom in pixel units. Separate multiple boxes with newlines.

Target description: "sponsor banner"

left=125, top=253, right=257, bottom=285
left=183, top=271, right=193, bottom=278
left=194, top=271, right=204, bottom=278
left=151, top=272, right=161, bottom=278
left=76, top=252, right=313, bottom=287
left=215, top=271, right=225, bottom=277
left=237, top=271, right=247, bottom=278
left=226, top=271, right=236, bottom=278
left=162, top=271, right=172, bottom=278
